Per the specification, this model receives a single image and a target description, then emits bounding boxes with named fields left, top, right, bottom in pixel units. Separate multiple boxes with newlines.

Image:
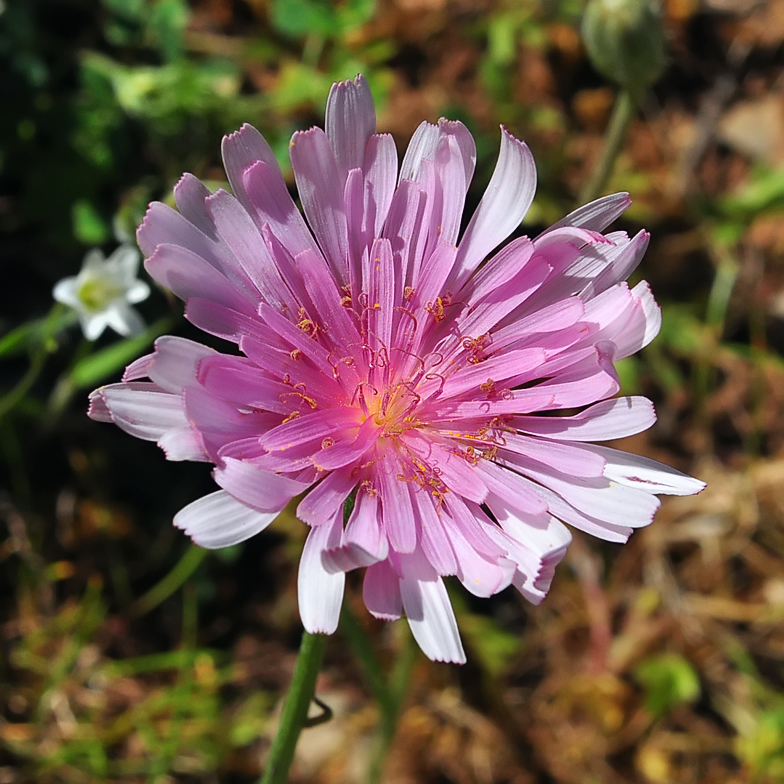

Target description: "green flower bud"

left=581, top=0, right=668, bottom=96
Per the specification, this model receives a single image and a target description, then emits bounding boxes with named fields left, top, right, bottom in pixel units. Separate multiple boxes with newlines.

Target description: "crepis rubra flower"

left=89, top=75, right=704, bottom=663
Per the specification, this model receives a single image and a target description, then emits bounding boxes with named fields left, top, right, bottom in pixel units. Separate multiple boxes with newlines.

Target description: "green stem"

left=261, top=632, right=328, bottom=784
left=340, top=605, right=416, bottom=783
left=579, top=88, right=637, bottom=205
left=130, top=544, right=208, bottom=617
left=367, top=629, right=416, bottom=784
left=0, top=346, right=48, bottom=422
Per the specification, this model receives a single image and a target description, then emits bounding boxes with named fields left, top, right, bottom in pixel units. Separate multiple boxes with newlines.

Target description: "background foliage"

left=3, top=0, right=784, bottom=782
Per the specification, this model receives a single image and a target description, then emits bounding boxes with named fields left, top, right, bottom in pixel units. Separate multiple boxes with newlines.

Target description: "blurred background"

left=2, top=0, right=784, bottom=782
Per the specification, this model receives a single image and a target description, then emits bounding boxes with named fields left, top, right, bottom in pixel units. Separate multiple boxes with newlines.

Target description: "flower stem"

left=261, top=632, right=328, bottom=784
left=579, top=88, right=637, bottom=204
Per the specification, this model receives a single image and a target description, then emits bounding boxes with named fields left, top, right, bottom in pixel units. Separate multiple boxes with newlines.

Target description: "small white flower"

left=53, top=245, right=151, bottom=340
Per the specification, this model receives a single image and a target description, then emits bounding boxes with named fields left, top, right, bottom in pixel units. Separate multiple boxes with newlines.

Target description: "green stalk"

left=130, top=544, right=208, bottom=617
left=261, top=632, right=328, bottom=784
left=579, top=88, right=637, bottom=205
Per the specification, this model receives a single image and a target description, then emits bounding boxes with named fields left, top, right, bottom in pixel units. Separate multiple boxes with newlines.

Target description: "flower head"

left=54, top=245, right=151, bottom=340
left=89, top=75, right=704, bottom=663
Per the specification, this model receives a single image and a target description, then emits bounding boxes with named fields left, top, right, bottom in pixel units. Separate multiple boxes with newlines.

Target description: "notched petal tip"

left=86, top=389, right=112, bottom=422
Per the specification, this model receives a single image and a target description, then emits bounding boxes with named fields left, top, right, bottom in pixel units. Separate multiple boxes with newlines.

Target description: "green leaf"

left=73, top=199, right=111, bottom=245
left=634, top=652, right=701, bottom=718
left=271, top=0, right=340, bottom=38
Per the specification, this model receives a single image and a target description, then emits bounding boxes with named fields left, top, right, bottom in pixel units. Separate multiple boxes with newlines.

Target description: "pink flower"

left=89, top=75, right=704, bottom=663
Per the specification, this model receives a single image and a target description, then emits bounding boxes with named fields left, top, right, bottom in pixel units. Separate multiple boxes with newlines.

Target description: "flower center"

left=77, top=274, right=123, bottom=313
left=367, top=381, right=421, bottom=437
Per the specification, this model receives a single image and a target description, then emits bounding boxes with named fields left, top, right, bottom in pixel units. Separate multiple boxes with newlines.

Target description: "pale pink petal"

left=543, top=192, right=631, bottom=234
left=123, top=336, right=215, bottom=392
left=364, top=559, right=403, bottom=621
left=513, top=396, right=656, bottom=441
left=158, top=427, right=207, bottom=462
left=399, top=550, right=466, bottom=664
left=91, top=383, right=187, bottom=441
left=174, top=490, right=278, bottom=548
left=377, top=452, right=417, bottom=553
left=214, top=457, right=311, bottom=513
left=412, top=488, right=457, bottom=576
left=399, top=121, right=440, bottom=183
left=450, top=127, right=537, bottom=289
left=299, top=511, right=345, bottom=634
left=583, top=445, right=706, bottom=496
left=500, top=433, right=607, bottom=478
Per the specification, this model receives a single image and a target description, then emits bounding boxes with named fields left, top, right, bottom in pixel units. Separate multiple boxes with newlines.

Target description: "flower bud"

left=581, top=0, right=667, bottom=96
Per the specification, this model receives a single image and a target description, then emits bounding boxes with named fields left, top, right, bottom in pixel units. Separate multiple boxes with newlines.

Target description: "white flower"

left=53, top=245, right=151, bottom=340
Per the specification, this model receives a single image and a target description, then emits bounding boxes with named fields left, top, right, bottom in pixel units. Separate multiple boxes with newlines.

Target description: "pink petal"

left=297, top=467, right=357, bottom=526
left=289, top=127, right=348, bottom=284
left=263, top=407, right=362, bottom=451
left=173, top=173, right=217, bottom=239
left=242, top=160, right=320, bottom=259
left=364, top=559, right=403, bottom=621
left=325, top=74, right=376, bottom=179
left=185, top=298, right=269, bottom=344
left=311, top=417, right=378, bottom=471
left=324, top=489, right=388, bottom=571
left=364, top=133, right=398, bottom=235
left=377, top=452, right=417, bottom=553
left=206, top=188, right=296, bottom=312
left=365, top=238, right=395, bottom=356
left=144, top=243, right=255, bottom=314
left=412, top=488, right=457, bottom=575
left=221, top=123, right=281, bottom=209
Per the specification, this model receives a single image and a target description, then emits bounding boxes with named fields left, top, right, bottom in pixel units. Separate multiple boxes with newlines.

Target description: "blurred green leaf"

left=272, top=0, right=376, bottom=39
left=272, top=0, right=341, bottom=38
left=0, top=307, right=76, bottom=358
left=719, top=166, right=784, bottom=219
left=737, top=705, right=784, bottom=780
left=230, top=692, right=274, bottom=746
left=73, top=199, right=111, bottom=245
left=634, top=652, right=701, bottom=718
left=147, top=0, right=190, bottom=61
left=658, top=304, right=709, bottom=358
